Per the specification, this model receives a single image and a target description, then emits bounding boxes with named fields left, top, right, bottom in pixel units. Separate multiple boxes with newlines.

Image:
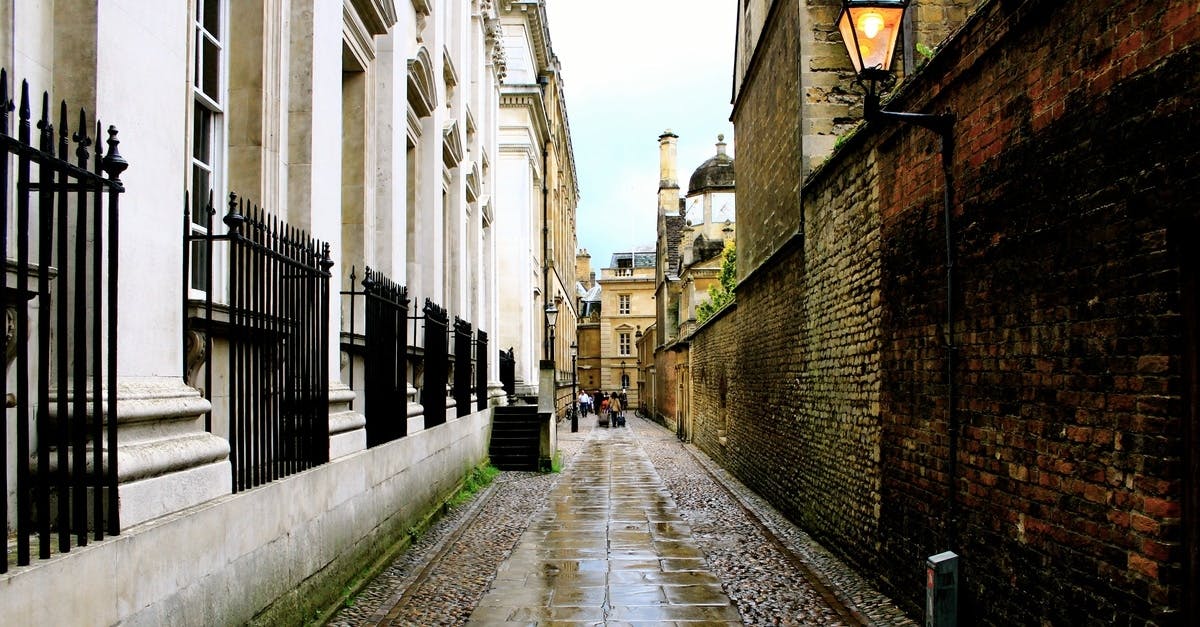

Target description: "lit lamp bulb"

left=857, top=10, right=885, bottom=39
left=838, top=2, right=906, bottom=74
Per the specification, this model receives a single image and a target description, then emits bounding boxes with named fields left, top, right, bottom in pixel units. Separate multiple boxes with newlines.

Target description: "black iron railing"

left=476, top=329, right=488, bottom=411
left=187, top=193, right=332, bottom=493
left=422, top=300, right=448, bottom=427
left=499, top=347, right=515, bottom=400
left=1, top=70, right=125, bottom=571
left=453, top=317, right=472, bottom=417
left=344, top=267, right=410, bottom=447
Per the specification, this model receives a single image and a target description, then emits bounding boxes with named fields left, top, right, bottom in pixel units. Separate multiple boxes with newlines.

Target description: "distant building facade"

left=642, top=131, right=735, bottom=435
left=574, top=249, right=602, bottom=391
left=594, top=248, right=656, bottom=407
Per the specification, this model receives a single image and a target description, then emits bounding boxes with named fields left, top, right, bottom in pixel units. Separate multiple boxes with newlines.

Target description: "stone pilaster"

left=328, top=381, right=365, bottom=459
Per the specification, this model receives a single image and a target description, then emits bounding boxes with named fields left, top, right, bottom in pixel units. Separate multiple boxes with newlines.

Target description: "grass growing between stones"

left=311, top=461, right=499, bottom=626
left=449, top=463, right=499, bottom=507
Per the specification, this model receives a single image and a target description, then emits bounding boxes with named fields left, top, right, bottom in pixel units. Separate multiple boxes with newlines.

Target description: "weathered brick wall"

left=653, top=348, right=681, bottom=428
left=878, top=0, right=1200, bottom=622
left=690, top=142, right=885, bottom=573
left=698, top=0, right=1200, bottom=622
left=690, top=304, right=738, bottom=458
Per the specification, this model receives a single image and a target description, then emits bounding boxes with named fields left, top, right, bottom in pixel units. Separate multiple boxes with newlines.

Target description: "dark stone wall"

left=731, top=0, right=801, bottom=281
left=695, top=0, right=1200, bottom=622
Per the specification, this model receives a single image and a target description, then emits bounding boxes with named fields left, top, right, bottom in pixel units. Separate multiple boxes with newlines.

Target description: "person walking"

left=609, top=392, right=623, bottom=427
left=578, top=390, right=591, bottom=416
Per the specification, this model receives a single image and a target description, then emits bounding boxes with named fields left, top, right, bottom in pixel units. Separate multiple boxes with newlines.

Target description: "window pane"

left=203, top=0, right=221, bottom=39
left=192, top=165, right=210, bottom=224
left=202, top=36, right=220, bottom=102
left=190, top=240, right=209, bottom=292
left=193, top=104, right=211, bottom=163
left=193, top=34, right=202, bottom=89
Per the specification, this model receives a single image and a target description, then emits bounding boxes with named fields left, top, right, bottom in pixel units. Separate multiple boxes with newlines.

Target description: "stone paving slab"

left=466, top=417, right=741, bottom=625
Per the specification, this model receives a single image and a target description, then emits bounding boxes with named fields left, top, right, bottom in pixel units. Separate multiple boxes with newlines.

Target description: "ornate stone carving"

left=5, top=305, right=20, bottom=407
left=416, top=11, right=427, bottom=43
left=183, top=329, right=207, bottom=392
left=485, top=17, right=507, bottom=81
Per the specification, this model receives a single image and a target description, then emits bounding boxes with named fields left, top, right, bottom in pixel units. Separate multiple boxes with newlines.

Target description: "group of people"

left=577, top=389, right=628, bottom=427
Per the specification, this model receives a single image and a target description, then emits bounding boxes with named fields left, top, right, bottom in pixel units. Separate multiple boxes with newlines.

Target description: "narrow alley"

left=329, top=414, right=912, bottom=626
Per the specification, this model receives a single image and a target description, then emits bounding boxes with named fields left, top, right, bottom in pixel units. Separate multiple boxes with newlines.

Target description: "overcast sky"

left=543, top=0, right=737, bottom=275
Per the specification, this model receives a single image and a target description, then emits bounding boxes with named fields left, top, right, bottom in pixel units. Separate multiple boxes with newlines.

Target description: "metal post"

left=571, top=353, right=578, bottom=432
left=926, top=551, right=959, bottom=626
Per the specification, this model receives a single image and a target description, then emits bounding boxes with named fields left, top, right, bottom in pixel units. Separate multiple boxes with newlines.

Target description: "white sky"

left=543, top=0, right=737, bottom=274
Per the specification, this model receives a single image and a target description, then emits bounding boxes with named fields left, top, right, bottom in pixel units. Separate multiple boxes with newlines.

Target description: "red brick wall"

left=696, top=0, right=1200, bottom=622
left=653, top=348, right=681, bottom=428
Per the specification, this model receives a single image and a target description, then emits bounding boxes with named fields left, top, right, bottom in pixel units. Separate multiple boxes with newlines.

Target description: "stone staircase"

left=488, top=405, right=540, bottom=470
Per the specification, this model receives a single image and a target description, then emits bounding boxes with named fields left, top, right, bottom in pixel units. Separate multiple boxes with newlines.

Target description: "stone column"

left=288, top=0, right=365, bottom=456
left=91, top=2, right=232, bottom=528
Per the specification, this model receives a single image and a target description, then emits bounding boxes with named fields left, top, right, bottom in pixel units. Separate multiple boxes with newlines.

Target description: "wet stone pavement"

left=468, top=425, right=741, bottom=625
left=329, top=413, right=914, bottom=626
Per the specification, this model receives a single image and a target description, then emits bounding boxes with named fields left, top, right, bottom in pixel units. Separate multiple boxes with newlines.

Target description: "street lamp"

left=544, top=301, right=558, bottom=362
left=569, top=341, right=578, bottom=432
left=837, top=0, right=961, bottom=604
left=838, top=0, right=953, bottom=134
left=620, top=360, right=627, bottom=390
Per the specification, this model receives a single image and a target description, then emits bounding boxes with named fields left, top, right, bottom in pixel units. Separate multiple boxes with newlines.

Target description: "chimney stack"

left=658, top=129, right=680, bottom=215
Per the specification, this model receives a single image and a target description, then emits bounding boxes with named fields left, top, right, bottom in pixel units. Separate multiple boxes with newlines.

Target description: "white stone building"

left=1, top=0, right=514, bottom=623
left=494, top=0, right=578, bottom=404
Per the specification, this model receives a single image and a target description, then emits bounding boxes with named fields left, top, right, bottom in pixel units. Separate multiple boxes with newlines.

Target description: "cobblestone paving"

left=327, top=413, right=914, bottom=626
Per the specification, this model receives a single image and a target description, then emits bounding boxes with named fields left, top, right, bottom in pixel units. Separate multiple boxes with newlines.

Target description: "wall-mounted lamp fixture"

left=838, top=0, right=953, bottom=133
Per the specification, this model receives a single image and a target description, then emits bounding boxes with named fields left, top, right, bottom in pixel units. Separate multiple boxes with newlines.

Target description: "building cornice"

left=407, top=46, right=437, bottom=117
left=443, top=120, right=465, bottom=167
left=349, top=0, right=398, bottom=35
left=500, top=87, right=551, bottom=146
left=344, top=2, right=379, bottom=67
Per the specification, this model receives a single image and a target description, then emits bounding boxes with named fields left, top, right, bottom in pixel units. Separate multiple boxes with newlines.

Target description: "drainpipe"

left=867, top=96, right=960, bottom=552
left=538, top=73, right=550, bottom=360
left=941, top=131, right=959, bottom=551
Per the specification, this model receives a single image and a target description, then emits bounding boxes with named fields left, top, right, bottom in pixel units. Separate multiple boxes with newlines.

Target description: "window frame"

left=188, top=0, right=228, bottom=301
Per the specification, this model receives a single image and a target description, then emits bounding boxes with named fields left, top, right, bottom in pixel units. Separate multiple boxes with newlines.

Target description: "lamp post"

left=570, top=341, right=578, bottom=432
left=544, top=302, right=558, bottom=362
left=620, top=360, right=627, bottom=390
left=838, top=1, right=960, bottom=620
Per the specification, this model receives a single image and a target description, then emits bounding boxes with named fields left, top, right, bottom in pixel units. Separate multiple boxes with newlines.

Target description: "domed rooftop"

left=687, top=135, right=735, bottom=196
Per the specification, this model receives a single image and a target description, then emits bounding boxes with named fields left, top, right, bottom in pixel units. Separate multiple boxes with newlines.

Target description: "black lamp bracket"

left=861, top=77, right=955, bottom=156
